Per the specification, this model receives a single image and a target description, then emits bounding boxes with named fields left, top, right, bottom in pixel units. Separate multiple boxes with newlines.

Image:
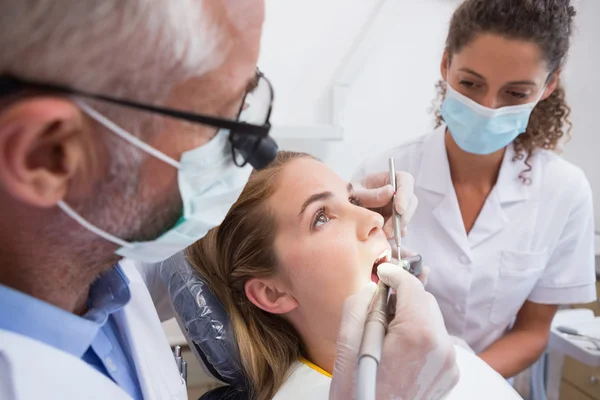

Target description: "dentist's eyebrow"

left=299, top=192, right=333, bottom=217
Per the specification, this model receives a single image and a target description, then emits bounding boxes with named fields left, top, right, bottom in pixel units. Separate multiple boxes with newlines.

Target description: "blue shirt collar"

left=0, top=264, right=131, bottom=358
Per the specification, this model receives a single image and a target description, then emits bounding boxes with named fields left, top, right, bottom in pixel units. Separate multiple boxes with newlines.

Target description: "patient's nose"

left=355, top=207, right=384, bottom=241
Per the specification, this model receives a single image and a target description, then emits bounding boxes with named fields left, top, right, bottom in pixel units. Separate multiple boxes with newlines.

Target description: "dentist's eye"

left=459, top=80, right=475, bottom=89
left=349, top=195, right=363, bottom=207
left=312, top=207, right=330, bottom=229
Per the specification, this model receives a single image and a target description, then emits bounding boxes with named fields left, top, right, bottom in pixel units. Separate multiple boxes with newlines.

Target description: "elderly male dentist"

left=0, top=1, right=458, bottom=399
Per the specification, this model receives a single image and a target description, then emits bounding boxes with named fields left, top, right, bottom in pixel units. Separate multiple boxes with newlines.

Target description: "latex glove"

left=352, top=171, right=418, bottom=238
left=391, top=246, right=430, bottom=287
left=330, top=263, right=459, bottom=400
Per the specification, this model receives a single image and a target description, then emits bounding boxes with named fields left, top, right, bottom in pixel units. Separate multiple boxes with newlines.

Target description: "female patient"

left=186, top=151, right=519, bottom=400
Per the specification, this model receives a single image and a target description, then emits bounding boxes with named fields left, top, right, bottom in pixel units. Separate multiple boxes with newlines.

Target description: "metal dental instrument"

left=400, top=254, right=424, bottom=277
left=356, top=157, right=423, bottom=400
left=389, top=157, right=402, bottom=261
left=388, top=156, right=424, bottom=276
left=173, top=345, right=188, bottom=385
left=556, top=326, right=600, bottom=343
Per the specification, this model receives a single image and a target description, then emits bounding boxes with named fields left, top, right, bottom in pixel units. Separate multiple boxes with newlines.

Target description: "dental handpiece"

left=356, top=280, right=391, bottom=400
left=356, top=255, right=424, bottom=400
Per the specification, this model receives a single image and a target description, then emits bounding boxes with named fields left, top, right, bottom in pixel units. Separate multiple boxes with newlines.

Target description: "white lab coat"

left=356, top=125, right=597, bottom=353
left=0, top=262, right=186, bottom=400
left=272, top=346, right=521, bottom=399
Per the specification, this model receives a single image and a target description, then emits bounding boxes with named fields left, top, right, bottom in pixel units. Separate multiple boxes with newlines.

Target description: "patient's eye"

left=313, top=207, right=330, bottom=229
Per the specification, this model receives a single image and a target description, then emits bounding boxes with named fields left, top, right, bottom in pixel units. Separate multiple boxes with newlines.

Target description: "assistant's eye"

left=507, top=90, right=528, bottom=99
left=349, top=195, right=363, bottom=207
left=312, top=207, right=330, bottom=229
left=459, top=80, right=476, bottom=89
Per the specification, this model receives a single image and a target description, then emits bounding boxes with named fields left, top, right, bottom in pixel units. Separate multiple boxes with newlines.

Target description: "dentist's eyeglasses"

left=0, top=69, right=277, bottom=170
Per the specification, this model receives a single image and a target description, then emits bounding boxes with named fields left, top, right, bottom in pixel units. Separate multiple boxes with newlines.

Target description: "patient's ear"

left=245, top=278, right=298, bottom=314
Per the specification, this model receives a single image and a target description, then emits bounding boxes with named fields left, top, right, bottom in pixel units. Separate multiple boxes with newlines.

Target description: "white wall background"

left=259, top=0, right=600, bottom=225
left=561, top=0, right=600, bottom=228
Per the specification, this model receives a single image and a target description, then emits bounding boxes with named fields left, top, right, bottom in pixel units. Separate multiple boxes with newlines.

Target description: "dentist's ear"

left=0, top=98, right=87, bottom=207
left=245, top=278, right=298, bottom=315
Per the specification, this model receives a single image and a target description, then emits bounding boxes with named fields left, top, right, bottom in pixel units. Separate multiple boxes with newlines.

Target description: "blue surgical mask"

left=57, top=101, right=252, bottom=263
left=440, top=83, right=545, bottom=155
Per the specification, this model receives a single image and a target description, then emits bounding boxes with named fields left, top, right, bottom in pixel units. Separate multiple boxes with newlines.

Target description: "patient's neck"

left=296, top=324, right=338, bottom=375
left=304, top=336, right=336, bottom=374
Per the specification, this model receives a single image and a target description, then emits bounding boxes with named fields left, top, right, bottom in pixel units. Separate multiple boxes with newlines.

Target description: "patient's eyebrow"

left=298, top=184, right=353, bottom=217
left=299, top=191, right=333, bottom=217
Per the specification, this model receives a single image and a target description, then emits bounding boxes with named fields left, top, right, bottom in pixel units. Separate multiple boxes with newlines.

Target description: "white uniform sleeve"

left=123, top=259, right=176, bottom=322
left=528, top=174, right=597, bottom=304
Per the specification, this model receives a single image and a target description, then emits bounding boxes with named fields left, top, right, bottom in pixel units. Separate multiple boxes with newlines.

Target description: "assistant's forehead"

left=454, top=33, right=548, bottom=83
left=267, top=158, right=345, bottom=219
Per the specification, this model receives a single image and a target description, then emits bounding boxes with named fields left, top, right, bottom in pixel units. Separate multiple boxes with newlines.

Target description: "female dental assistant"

left=356, top=0, right=596, bottom=379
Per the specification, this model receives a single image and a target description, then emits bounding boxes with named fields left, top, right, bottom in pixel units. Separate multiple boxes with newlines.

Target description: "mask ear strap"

left=57, top=200, right=134, bottom=249
left=75, top=100, right=181, bottom=169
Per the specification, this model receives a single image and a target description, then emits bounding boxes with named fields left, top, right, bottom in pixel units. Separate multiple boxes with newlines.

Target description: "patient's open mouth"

left=371, top=250, right=391, bottom=284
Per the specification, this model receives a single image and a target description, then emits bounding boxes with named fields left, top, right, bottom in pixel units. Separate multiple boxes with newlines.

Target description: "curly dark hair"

left=432, top=0, right=576, bottom=182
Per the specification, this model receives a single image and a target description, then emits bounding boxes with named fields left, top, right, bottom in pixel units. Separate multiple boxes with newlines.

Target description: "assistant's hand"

left=352, top=171, right=418, bottom=238
left=329, top=264, right=459, bottom=400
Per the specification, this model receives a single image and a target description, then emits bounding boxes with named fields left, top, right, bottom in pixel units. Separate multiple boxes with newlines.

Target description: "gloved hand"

left=352, top=171, right=418, bottom=238
left=329, top=263, right=459, bottom=400
left=392, top=246, right=430, bottom=286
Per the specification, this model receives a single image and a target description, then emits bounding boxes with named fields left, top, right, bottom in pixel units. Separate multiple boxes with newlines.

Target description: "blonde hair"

left=186, top=151, right=316, bottom=400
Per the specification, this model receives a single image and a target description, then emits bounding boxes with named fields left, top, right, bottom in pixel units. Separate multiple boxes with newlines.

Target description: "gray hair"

left=0, top=1, right=226, bottom=250
left=1, top=0, right=223, bottom=103
left=0, top=0, right=224, bottom=158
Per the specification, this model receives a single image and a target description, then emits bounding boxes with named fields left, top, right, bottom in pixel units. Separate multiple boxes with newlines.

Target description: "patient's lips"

left=371, top=249, right=391, bottom=284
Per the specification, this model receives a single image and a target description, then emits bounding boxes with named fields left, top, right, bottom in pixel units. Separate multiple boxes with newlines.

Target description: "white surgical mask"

left=58, top=101, right=252, bottom=263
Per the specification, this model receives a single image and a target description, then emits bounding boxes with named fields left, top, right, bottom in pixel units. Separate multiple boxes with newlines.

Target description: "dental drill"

left=356, top=157, right=424, bottom=400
